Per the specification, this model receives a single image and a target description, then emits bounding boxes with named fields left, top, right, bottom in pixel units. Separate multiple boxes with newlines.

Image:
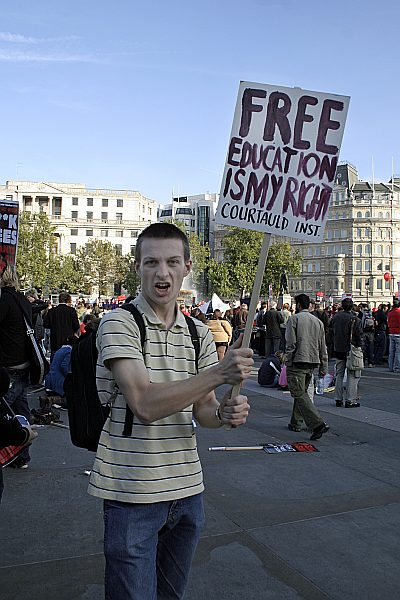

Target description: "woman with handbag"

left=330, top=298, right=364, bottom=408
left=0, top=263, right=35, bottom=469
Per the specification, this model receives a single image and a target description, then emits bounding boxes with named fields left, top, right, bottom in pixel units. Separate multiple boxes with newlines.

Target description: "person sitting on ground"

left=258, top=351, right=284, bottom=387
left=206, top=309, right=232, bottom=361
left=44, top=335, right=79, bottom=406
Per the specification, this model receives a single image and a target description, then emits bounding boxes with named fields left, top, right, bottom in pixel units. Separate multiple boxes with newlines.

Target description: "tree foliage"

left=207, top=227, right=302, bottom=299
left=76, top=239, right=122, bottom=296
left=16, top=212, right=59, bottom=290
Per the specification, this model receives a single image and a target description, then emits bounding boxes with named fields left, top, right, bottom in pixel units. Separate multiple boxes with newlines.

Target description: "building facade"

left=1, top=180, right=158, bottom=257
left=289, top=163, right=400, bottom=305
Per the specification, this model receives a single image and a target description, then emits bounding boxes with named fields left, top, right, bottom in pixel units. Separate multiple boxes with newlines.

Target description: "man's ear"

left=134, top=260, right=140, bottom=274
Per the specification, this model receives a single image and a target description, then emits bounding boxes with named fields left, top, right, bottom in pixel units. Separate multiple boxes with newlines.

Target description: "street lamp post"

left=365, top=280, right=369, bottom=306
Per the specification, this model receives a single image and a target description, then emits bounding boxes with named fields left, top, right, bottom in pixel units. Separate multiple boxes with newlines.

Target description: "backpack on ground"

left=65, top=304, right=200, bottom=452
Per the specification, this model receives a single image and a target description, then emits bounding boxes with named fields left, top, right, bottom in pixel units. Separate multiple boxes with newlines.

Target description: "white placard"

left=215, top=81, right=350, bottom=241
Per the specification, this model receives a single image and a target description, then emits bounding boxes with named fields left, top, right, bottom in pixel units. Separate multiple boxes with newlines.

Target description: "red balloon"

left=384, top=272, right=392, bottom=282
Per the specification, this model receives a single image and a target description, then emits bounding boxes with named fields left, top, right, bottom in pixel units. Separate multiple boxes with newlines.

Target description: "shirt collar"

left=133, top=294, right=186, bottom=329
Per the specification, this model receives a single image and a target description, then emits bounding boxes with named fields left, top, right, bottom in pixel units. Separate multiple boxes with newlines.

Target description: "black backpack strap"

left=120, top=303, right=146, bottom=437
left=184, top=314, right=200, bottom=373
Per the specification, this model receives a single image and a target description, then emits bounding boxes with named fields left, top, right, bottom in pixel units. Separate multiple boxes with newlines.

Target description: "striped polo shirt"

left=88, top=295, right=218, bottom=504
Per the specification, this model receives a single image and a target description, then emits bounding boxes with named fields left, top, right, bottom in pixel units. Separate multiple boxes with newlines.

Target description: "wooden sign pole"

left=225, top=233, right=271, bottom=428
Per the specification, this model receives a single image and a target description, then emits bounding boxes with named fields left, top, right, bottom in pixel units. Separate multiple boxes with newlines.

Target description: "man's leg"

left=394, top=336, right=400, bottom=372
left=104, top=499, right=166, bottom=600
left=388, top=335, right=395, bottom=371
left=287, top=366, right=324, bottom=430
left=346, top=369, right=361, bottom=403
left=334, top=359, right=346, bottom=404
left=4, top=368, right=31, bottom=465
left=264, top=337, right=272, bottom=358
left=373, top=331, right=386, bottom=365
left=272, top=337, right=281, bottom=354
left=157, top=493, right=205, bottom=599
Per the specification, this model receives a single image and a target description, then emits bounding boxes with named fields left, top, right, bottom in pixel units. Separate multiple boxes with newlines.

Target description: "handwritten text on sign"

left=215, top=82, right=350, bottom=241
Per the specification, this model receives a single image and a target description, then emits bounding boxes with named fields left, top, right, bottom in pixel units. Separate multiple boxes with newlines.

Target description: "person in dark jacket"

left=43, top=292, right=80, bottom=360
left=330, top=298, right=364, bottom=408
left=0, top=264, right=34, bottom=468
left=263, top=302, right=284, bottom=356
left=373, top=304, right=388, bottom=365
left=258, top=351, right=284, bottom=387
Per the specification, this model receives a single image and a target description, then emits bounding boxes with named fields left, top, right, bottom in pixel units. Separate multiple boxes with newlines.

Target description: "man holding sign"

left=89, top=223, right=253, bottom=600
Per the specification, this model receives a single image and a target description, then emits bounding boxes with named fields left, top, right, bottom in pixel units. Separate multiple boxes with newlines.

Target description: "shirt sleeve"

left=97, top=309, right=143, bottom=369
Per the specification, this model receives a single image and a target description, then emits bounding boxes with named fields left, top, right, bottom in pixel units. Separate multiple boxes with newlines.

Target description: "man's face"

left=135, top=238, right=191, bottom=312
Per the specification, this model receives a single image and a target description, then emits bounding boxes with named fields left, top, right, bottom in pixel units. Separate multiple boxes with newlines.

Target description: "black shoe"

left=310, top=423, right=330, bottom=441
left=336, top=400, right=343, bottom=407
left=288, top=423, right=302, bottom=432
left=345, top=401, right=360, bottom=408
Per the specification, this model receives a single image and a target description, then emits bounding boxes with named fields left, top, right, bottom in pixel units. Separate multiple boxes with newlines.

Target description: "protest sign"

left=0, top=200, right=19, bottom=267
left=215, top=81, right=350, bottom=241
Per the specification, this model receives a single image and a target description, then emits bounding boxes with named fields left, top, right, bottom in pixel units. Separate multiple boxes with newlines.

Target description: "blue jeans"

left=4, top=367, right=31, bottom=464
left=104, top=493, right=205, bottom=600
left=388, top=335, right=400, bottom=372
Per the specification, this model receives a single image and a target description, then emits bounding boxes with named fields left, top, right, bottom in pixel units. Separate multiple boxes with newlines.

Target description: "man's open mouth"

left=155, top=283, right=170, bottom=290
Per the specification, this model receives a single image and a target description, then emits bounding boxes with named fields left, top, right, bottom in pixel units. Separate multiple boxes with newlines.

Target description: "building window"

left=378, top=211, right=383, bottom=218
left=385, top=212, right=390, bottom=219
left=131, top=230, right=139, bottom=237
left=101, top=230, right=108, bottom=237
left=365, top=211, right=370, bottom=218
left=365, top=228, right=371, bottom=238
left=356, top=244, right=362, bottom=254
left=307, top=247, right=313, bottom=257
left=356, top=228, right=362, bottom=238
left=87, top=211, right=93, bottom=222
left=364, top=260, right=371, bottom=271
left=72, top=197, right=78, bottom=206
left=86, top=229, right=93, bottom=236
left=115, top=230, right=123, bottom=237
left=356, top=211, right=362, bottom=218
left=70, top=229, right=78, bottom=236
left=70, top=243, right=76, bottom=254
left=356, top=260, right=362, bottom=272
left=377, top=279, right=383, bottom=290
left=365, top=244, right=371, bottom=254
left=377, top=262, right=383, bottom=271
left=385, top=280, right=390, bottom=290
left=102, top=198, right=108, bottom=207
left=71, top=211, right=78, bottom=220
left=385, top=245, right=391, bottom=255
left=101, top=212, right=108, bottom=222
left=87, top=198, right=93, bottom=206
left=130, top=245, right=135, bottom=255
left=115, top=244, right=122, bottom=255
left=116, top=213, right=123, bottom=223
left=377, top=244, right=383, bottom=255
left=355, top=278, right=362, bottom=290
left=117, top=199, right=123, bottom=208
left=307, top=263, right=313, bottom=273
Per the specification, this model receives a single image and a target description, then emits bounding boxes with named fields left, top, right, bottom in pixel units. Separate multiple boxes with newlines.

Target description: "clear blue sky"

left=0, top=0, right=398, bottom=205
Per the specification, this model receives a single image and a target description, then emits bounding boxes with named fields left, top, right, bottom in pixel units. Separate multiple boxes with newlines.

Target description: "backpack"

left=363, top=315, right=375, bottom=332
left=65, top=303, right=200, bottom=452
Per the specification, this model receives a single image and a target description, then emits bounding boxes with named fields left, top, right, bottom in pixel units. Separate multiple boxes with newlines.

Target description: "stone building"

left=289, top=163, right=400, bottom=305
left=0, top=180, right=158, bottom=257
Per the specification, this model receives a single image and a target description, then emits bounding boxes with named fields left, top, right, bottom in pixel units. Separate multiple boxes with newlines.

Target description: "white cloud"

left=0, top=32, right=78, bottom=44
left=0, top=51, right=107, bottom=64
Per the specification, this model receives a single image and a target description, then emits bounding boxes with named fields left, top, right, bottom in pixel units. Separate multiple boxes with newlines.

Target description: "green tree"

left=57, top=254, right=85, bottom=294
left=207, top=228, right=302, bottom=299
left=16, top=212, right=58, bottom=290
left=76, top=239, right=120, bottom=295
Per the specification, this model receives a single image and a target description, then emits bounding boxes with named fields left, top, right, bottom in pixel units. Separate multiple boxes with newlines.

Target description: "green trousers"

left=287, top=365, right=324, bottom=430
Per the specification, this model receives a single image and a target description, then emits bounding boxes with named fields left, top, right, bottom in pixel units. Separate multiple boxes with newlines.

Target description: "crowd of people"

left=1, top=221, right=400, bottom=598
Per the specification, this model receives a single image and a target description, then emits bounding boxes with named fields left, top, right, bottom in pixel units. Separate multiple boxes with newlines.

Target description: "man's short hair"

left=135, top=223, right=190, bottom=263
left=295, top=294, right=310, bottom=310
left=342, top=298, right=353, bottom=311
left=25, top=288, right=38, bottom=300
left=59, top=291, right=72, bottom=304
left=270, top=301, right=277, bottom=309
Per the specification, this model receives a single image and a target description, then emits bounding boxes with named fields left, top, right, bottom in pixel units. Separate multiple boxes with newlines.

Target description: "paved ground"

left=1, top=359, right=400, bottom=600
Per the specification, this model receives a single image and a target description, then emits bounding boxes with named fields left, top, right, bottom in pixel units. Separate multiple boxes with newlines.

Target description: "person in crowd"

left=279, top=302, right=291, bottom=351
left=263, top=301, right=283, bottom=357
left=387, top=299, right=400, bottom=373
left=44, top=335, right=79, bottom=405
left=331, top=298, right=364, bottom=408
left=285, top=294, right=329, bottom=440
left=0, top=263, right=34, bottom=469
left=179, top=303, right=190, bottom=317
left=361, top=305, right=376, bottom=367
left=207, top=309, right=232, bottom=361
left=256, top=301, right=268, bottom=356
left=43, top=292, right=80, bottom=360
left=88, top=223, right=253, bottom=600
left=373, top=303, right=389, bottom=365
left=0, top=366, right=38, bottom=501
left=258, top=351, right=284, bottom=387
left=231, top=302, right=248, bottom=342
left=24, top=289, right=48, bottom=347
